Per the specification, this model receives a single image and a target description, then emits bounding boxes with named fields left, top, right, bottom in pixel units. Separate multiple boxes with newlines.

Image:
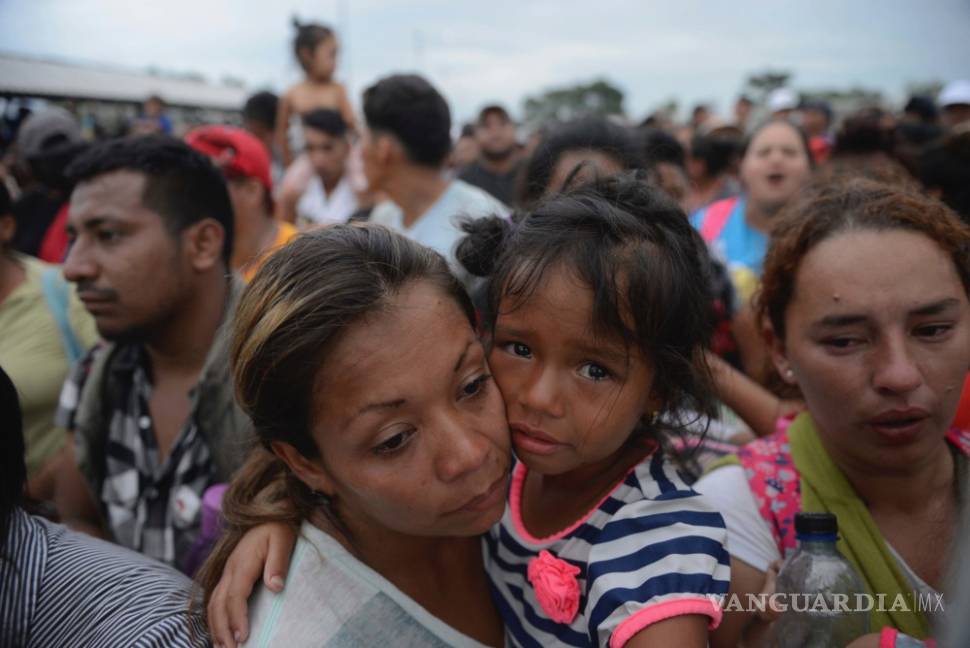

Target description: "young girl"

left=208, top=175, right=731, bottom=648
left=461, top=173, right=730, bottom=647
left=275, top=19, right=357, bottom=222
left=276, top=19, right=355, bottom=166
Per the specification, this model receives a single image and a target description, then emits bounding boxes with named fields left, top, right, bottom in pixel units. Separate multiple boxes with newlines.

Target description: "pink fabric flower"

left=527, top=550, right=581, bottom=624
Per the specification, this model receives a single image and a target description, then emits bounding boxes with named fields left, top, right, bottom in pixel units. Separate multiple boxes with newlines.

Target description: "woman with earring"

left=696, top=179, right=970, bottom=648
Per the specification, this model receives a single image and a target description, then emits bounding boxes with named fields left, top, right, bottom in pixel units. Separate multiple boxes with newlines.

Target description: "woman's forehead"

left=790, top=228, right=965, bottom=319
left=316, top=283, right=477, bottom=398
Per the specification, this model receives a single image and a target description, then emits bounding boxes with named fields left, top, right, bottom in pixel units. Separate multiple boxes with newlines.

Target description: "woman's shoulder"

left=247, top=522, right=489, bottom=648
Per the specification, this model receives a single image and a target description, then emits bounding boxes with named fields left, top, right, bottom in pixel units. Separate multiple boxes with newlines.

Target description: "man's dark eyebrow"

left=76, top=216, right=123, bottom=230
left=910, top=298, right=960, bottom=317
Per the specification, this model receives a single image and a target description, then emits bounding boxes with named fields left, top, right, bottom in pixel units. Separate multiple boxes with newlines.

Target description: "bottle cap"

left=794, top=512, right=838, bottom=537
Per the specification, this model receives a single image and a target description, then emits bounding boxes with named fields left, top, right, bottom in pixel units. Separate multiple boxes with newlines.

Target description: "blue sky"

left=1, top=0, right=967, bottom=124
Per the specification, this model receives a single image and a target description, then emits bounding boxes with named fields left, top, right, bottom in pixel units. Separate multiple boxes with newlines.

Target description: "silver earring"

left=785, top=369, right=794, bottom=379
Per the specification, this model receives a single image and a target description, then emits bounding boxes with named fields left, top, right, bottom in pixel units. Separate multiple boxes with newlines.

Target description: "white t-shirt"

left=693, top=465, right=780, bottom=572
left=296, top=174, right=358, bottom=228
left=247, top=522, right=492, bottom=647
left=368, top=179, right=509, bottom=285
left=694, top=465, right=942, bottom=603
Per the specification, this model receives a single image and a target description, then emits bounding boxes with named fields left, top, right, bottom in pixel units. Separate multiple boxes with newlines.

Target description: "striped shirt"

left=484, top=451, right=731, bottom=648
left=0, top=508, right=209, bottom=647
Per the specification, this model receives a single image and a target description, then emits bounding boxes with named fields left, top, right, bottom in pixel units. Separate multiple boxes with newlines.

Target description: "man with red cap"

left=185, top=126, right=298, bottom=282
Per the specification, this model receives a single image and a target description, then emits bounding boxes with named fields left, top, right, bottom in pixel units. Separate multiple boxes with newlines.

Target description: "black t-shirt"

left=457, top=159, right=521, bottom=207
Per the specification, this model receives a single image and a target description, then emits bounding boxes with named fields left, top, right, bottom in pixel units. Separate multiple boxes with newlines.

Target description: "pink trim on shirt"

left=609, top=597, right=723, bottom=648
left=509, top=441, right=658, bottom=544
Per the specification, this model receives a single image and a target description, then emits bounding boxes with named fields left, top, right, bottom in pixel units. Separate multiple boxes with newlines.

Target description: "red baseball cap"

left=185, top=125, right=272, bottom=192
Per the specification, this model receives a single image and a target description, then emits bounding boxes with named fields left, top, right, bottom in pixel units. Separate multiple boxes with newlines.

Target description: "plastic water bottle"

left=770, top=512, right=869, bottom=647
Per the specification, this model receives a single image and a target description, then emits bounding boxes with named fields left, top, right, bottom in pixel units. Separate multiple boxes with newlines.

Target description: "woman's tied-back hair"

left=195, top=224, right=473, bottom=608
left=457, top=172, right=717, bottom=446
left=758, top=177, right=970, bottom=340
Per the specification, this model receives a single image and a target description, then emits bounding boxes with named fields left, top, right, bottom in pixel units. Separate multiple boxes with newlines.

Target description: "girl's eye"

left=97, top=229, right=122, bottom=243
left=372, top=429, right=415, bottom=456
left=505, top=342, right=532, bottom=358
left=460, top=373, right=491, bottom=399
left=578, top=362, right=611, bottom=381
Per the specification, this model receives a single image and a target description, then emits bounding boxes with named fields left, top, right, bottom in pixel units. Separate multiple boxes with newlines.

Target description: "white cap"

left=939, top=80, right=970, bottom=108
left=767, top=87, right=799, bottom=113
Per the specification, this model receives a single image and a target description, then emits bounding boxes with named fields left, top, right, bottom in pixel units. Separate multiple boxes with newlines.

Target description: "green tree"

left=906, top=80, right=944, bottom=99
left=522, top=78, right=625, bottom=126
left=744, top=70, right=793, bottom=104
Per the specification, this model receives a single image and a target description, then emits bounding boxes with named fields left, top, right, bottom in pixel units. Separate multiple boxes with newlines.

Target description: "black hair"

left=66, top=135, right=234, bottom=265
left=741, top=119, right=815, bottom=168
left=291, top=18, right=335, bottom=72
left=0, top=365, right=26, bottom=556
left=690, top=132, right=740, bottom=178
left=458, top=173, right=717, bottom=447
left=904, top=95, right=938, bottom=123
left=362, top=74, right=452, bottom=169
left=0, top=182, right=10, bottom=216
left=302, top=108, right=348, bottom=138
left=833, top=109, right=893, bottom=156
left=27, top=140, right=90, bottom=195
left=799, top=99, right=833, bottom=126
left=640, top=127, right=686, bottom=170
left=520, top=117, right=644, bottom=207
left=243, top=91, right=279, bottom=131
left=921, top=131, right=970, bottom=226
left=478, top=104, right=511, bottom=125
left=460, top=123, right=476, bottom=139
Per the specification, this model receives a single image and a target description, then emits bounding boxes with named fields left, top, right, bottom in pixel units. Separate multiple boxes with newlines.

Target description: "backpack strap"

left=41, top=266, right=84, bottom=365
left=735, top=430, right=802, bottom=557
left=699, top=196, right=739, bottom=243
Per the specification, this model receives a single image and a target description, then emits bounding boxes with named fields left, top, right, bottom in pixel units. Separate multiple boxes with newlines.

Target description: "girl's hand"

left=207, top=522, right=296, bottom=648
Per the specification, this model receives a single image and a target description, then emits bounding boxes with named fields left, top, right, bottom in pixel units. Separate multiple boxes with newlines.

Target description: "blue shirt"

left=690, top=197, right=767, bottom=276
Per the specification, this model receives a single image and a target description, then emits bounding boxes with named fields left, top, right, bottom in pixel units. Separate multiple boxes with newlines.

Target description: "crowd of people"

left=2, top=17, right=970, bottom=648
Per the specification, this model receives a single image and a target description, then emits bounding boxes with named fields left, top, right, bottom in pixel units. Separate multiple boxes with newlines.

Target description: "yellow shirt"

left=241, top=221, right=300, bottom=283
left=0, top=254, right=98, bottom=475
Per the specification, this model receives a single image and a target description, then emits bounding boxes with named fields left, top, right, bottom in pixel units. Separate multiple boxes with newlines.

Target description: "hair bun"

left=456, top=215, right=513, bottom=278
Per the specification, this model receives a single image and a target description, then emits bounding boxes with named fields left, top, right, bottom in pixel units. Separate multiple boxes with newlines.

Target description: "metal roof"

left=0, top=53, right=248, bottom=111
